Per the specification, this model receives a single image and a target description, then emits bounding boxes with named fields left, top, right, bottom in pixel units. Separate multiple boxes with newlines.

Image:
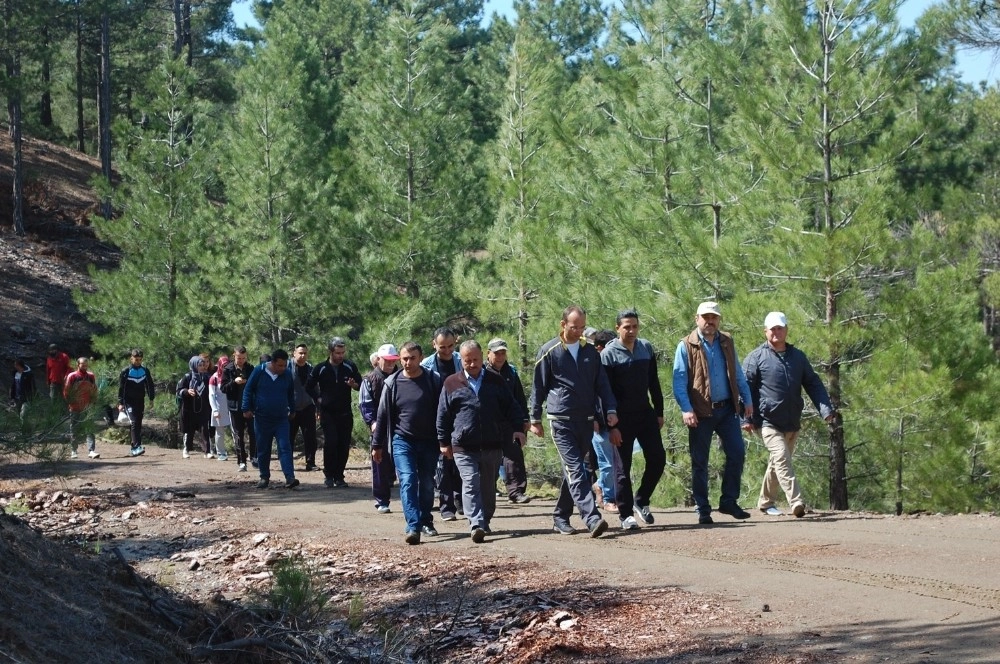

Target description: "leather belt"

left=711, top=400, right=729, bottom=409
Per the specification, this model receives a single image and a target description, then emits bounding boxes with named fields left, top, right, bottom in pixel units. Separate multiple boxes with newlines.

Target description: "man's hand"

left=372, top=448, right=383, bottom=464
left=370, top=422, right=377, bottom=433
left=513, top=432, right=526, bottom=447
left=606, top=413, right=618, bottom=428
left=682, top=411, right=698, bottom=428
left=741, top=421, right=755, bottom=433
left=235, top=376, right=245, bottom=385
left=529, top=422, right=544, bottom=438
left=608, top=428, right=623, bottom=447
left=244, top=411, right=253, bottom=419
left=742, top=404, right=754, bottom=420
left=440, top=445, right=453, bottom=459
left=657, top=416, right=664, bottom=429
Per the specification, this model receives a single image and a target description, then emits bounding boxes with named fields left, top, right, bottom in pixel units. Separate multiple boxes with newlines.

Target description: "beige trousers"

left=757, top=427, right=803, bottom=509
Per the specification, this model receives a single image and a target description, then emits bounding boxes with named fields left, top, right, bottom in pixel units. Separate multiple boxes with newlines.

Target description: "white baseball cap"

left=376, top=343, right=400, bottom=360
left=696, top=301, right=721, bottom=317
left=764, top=311, right=788, bottom=329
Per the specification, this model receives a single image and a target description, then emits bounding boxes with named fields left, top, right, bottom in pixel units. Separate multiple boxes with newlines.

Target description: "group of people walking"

left=13, top=299, right=835, bottom=545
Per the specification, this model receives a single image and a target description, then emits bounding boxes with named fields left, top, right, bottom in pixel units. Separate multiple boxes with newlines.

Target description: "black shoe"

left=405, top=531, right=420, bottom=545
left=333, top=479, right=348, bottom=488
left=285, top=478, right=300, bottom=489
left=588, top=519, right=609, bottom=538
left=718, top=504, right=751, bottom=520
left=324, top=478, right=335, bottom=488
left=698, top=514, right=714, bottom=525
left=421, top=524, right=438, bottom=537
left=553, top=520, right=576, bottom=535
left=440, top=512, right=457, bottom=522
left=304, top=464, right=317, bottom=472
left=471, top=527, right=486, bottom=543
left=256, top=478, right=269, bottom=489
left=634, top=504, right=654, bottom=525
left=251, top=459, right=259, bottom=469
left=509, top=494, right=531, bottom=504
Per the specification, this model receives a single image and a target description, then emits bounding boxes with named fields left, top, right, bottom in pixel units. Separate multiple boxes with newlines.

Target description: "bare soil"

left=2, top=439, right=998, bottom=663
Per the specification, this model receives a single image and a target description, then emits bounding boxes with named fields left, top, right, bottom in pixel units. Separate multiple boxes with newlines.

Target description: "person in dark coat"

left=177, top=355, right=211, bottom=459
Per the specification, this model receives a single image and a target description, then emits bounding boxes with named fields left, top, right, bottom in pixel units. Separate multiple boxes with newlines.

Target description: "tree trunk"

left=98, top=8, right=112, bottom=219
left=172, top=0, right=184, bottom=58
left=4, top=0, right=24, bottom=235
left=76, top=1, right=85, bottom=153
left=40, top=25, right=53, bottom=127
left=895, top=417, right=904, bottom=516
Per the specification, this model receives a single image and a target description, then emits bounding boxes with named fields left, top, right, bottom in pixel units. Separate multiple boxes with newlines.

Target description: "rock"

left=189, top=559, right=200, bottom=571
left=252, top=533, right=269, bottom=545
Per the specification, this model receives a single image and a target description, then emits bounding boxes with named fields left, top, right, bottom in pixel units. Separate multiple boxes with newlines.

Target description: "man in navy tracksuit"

left=437, top=340, right=526, bottom=542
left=529, top=305, right=617, bottom=538
left=307, top=338, right=363, bottom=488
left=601, top=309, right=666, bottom=530
left=118, top=348, right=155, bottom=457
left=242, top=349, right=298, bottom=489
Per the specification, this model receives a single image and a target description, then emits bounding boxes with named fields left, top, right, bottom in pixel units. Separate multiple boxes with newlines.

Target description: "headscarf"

left=211, top=355, right=229, bottom=386
left=188, top=355, right=208, bottom=391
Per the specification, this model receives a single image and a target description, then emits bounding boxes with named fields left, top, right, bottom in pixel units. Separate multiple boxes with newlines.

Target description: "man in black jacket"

left=438, top=341, right=526, bottom=542
left=289, top=343, right=319, bottom=471
left=221, top=345, right=257, bottom=471
left=307, top=338, right=362, bottom=488
left=486, top=338, right=531, bottom=504
left=118, top=348, right=155, bottom=457
left=10, top=358, right=36, bottom=420
left=742, top=312, right=835, bottom=518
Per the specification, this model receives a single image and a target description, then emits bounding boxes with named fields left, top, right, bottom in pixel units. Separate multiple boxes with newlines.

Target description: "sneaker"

left=238, top=463, right=247, bottom=472
left=88, top=450, right=100, bottom=459
left=70, top=450, right=79, bottom=459
left=130, top=446, right=145, bottom=457
left=471, top=527, right=486, bottom=543
left=251, top=459, right=259, bottom=469
left=182, top=450, right=190, bottom=459
left=285, top=478, right=300, bottom=489
left=718, top=504, right=751, bottom=520
left=440, top=512, right=457, bottom=522
left=333, top=479, right=349, bottom=488
left=698, top=514, right=714, bottom=525
left=509, top=494, right=531, bottom=504
left=553, top=520, right=576, bottom=535
left=376, top=505, right=391, bottom=514
left=205, top=453, right=215, bottom=459
left=793, top=504, right=806, bottom=518
left=588, top=519, right=609, bottom=538
left=621, top=516, right=640, bottom=531
left=217, top=454, right=228, bottom=462
left=634, top=504, right=655, bottom=525
left=405, top=531, right=420, bottom=545
left=304, top=464, right=317, bottom=472
left=762, top=506, right=783, bottom=516
left=256, top=478, right=269, bottom=489
left=421, top=525, right=438, bottom=537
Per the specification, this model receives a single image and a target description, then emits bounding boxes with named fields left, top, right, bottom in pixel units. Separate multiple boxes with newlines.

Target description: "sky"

left=231, top=0, right=997, bottom=86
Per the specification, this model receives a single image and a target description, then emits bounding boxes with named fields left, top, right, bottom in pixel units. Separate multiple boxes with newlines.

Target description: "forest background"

left=4, top=0, right=1000, bottom=516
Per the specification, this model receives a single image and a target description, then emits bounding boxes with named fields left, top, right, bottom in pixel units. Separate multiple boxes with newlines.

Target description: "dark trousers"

left=436, top=454, right=462, bottom=516
left=371, top=441, right=396, bottom=507
left=181, top=415, right=211, bottom=453
left=501, top=434, right=528, bottom=499
left=688, top=404, right=745, bottom=516
left=550, top=418, right=600, bottom=526
left=122, top=402, right=145, bottom=449
left=320, top=410, right=354, bottom=481
left=614, top=410, right=666, bottom=518
left=290, top=404, right=318, bottom=467
left=231, top=411, right=256, bottom=465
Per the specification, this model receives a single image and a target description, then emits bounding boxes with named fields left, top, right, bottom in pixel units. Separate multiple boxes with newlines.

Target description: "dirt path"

left=12, top=443, right=1000, bottom=663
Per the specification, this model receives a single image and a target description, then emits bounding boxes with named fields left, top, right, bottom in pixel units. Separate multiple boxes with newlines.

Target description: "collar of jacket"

left=559, top=333, right=589, bottom=348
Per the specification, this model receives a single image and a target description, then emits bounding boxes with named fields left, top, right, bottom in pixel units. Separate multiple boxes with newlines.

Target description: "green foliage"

left=266, top=555, right=329, bottom=625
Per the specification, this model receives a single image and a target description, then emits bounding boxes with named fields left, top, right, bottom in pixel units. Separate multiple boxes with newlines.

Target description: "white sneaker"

left=205, top=453, right=215, bottom=459
left=182, top=450, right=191, bottom=459
left=621, top=516, right=639, bottom=531
left=217, top=454, right=228, bottom=462
left=70, top=450, right=79, bottom=459
left=238, top=463, right=247, bottom=472
left=88, top=450, right=100, bottom=459
left=130, top=446, right=145, bottom=457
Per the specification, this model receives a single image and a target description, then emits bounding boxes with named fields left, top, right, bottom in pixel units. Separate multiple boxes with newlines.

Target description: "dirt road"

left=17, top=444, right=1000, bottom=663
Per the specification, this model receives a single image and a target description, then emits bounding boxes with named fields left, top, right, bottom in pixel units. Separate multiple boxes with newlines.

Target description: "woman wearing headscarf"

left=208, top=355, right=233, bottom=462
left=177, top=355, right=212, bottom=458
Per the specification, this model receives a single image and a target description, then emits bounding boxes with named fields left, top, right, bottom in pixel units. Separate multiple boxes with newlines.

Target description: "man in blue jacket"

left=529, top=305, right=617, bottom=538
left=742, top=311, right=835, bottom=518
left=242, top=349, right=298, bottom=489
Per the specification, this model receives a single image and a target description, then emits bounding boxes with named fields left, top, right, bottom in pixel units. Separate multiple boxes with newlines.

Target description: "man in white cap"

left=742, top=312, right=835, bottom=517
left=672, top=301, right=754, bottom=524
left=360, top=343, right=401, bottom=513
left=486, top=338, right=531, bottom=504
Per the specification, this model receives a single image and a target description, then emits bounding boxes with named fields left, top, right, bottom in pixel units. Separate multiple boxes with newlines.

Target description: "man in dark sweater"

left=307, top=338, right=363, bottom=488
left=420, top=327, right=463, bottom=520
left=222, top=346, right=257, bottom=471
left=242, top=349, right=298, bottom=489
left=374, top=342, right=442, bottom=545
left=288, top=343, right=318, bottom=471
left=437, top=340, right=526, bottom=542
left=118, top=348, right=155, bottom=457
left=486, top=338, right=531, bottom=504
left=601, top=309, right=666, bottom=530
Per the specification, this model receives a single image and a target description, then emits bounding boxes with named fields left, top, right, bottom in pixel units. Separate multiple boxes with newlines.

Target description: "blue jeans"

left=591, top=430, right=617, bottom=503
left=688, top=404, right=745, bottom=515
left=255, top=416, right=295, bottom=481
left=392, top=434, right=438, bottom=534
